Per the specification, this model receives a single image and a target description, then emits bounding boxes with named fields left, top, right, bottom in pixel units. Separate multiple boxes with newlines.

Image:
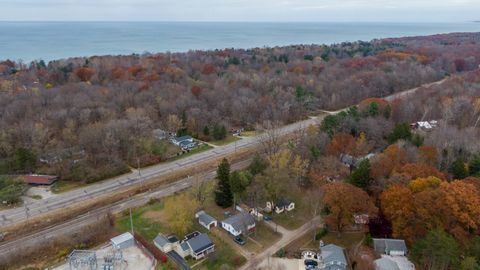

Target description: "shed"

left=110, top=232, right=134, bottom=250
left=195, top=211, right=217, bottom=230
left=19, top=174, right=58, bottom=185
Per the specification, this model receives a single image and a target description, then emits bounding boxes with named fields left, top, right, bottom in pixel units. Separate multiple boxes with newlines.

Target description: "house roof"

left=110, top=232, right=133, bottom=246
left=198, top=212, right=217, bottom=225
left=375, top=257, right=401, bottom=270
left=321, top=244, right=347, bottom=270
left=180, top=242, right=190, bottom=252
left=276, top=198, right=292, bottom=208
left=19, top=174, right=58, bottom=185
left=339, top=153, right=355, bottom=166
left=153, top=234, right=170, bottom=248
left=174, top=136, right=193, bottom=142
left=186, top=233, right=214, bottom=254
left=373, top=238, right=408, bottom=254
left=222, top=212, right=255, bottom=233
left=179, top=140, right=195, bottom=148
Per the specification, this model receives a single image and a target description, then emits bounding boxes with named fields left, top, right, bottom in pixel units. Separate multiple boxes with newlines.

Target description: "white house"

left=236, top=204, right=264, bottom=220
left=154, top=232, right=215, bottom=260
left=221, top=212, right=256, bottom=237
left=266, top=198, right=295, bottom=214
left=170, top=135, right=194, bottom=146
left=153, top=234, right=176, bottom=253
left=195, top=210, right=217, bottom=230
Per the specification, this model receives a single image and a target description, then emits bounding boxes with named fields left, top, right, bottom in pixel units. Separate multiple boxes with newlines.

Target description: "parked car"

left=263, top=215, right=272, bottom=221
left=233, top=236, right=245, bottom=245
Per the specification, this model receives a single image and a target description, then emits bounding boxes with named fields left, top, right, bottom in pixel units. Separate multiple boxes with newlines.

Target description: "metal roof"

left=375, top=257, right=401, bottom=270
left=110, top=232, right=133, bottom=246
left=198, top=212, right=216, bottom=225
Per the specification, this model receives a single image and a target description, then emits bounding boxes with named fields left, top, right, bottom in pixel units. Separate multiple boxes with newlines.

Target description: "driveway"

left=167, top=250, right=191, bottom=270
left=239, top=216, right=321, bottom=270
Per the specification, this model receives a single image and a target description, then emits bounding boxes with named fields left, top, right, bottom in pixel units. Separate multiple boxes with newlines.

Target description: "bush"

left=315, top=228, right=329, bottom=240
left=275, top=248, right=286, bottom=258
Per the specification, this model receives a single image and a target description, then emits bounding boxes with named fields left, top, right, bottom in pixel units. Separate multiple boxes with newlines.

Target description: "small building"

left=195, top=211, right=217, bottom=230
left=221, top=212, right=256, bottom=237
left=185, top=233, right=215, bottom=260
left=230, top=127, right=245, bottom=136
left=19, top=174, right=58, bottom=185
left=236, top=203, right=264, bottom=220
left=320, top=244, right=348, bottom=270
left=373, top=238, right=408, bottom=256
left=110, top=232, right=135, bottom=250
left=266, top=198, right=295, bottom=214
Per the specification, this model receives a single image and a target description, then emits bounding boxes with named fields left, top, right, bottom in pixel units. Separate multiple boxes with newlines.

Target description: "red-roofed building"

left=19, top=174, right=58, bottom=185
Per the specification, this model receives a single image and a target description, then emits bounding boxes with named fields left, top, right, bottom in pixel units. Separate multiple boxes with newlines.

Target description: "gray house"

left=221, top=212, right=256, bottom=236
left=185, top=233, right=215, bottom=260
left=373, top=238, right=408, bottom=256
left=320, top=244, right=347, bottom=270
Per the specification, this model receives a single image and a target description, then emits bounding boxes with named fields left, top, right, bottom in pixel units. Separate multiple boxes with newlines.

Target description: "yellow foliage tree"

left=408, top=176, right=442, bottom=193
left=163, top=193, right=200, bottom=237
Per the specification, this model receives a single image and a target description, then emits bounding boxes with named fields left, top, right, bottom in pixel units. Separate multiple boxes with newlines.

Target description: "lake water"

left=0, top=22, right=479, bottom=63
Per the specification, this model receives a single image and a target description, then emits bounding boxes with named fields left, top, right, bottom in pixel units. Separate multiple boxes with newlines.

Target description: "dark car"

left=233, top=236, right=246, bottom=245
left=263, top=215, right=272, bottom=221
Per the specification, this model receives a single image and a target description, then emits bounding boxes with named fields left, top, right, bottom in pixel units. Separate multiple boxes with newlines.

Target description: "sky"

left=0, top=0, right=479, bottom=22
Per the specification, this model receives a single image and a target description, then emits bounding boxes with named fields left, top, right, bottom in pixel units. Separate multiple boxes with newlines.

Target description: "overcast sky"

left=0, top=0, right=478, bottom=22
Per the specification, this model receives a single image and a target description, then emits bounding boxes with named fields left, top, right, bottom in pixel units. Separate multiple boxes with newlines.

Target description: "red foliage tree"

left=74, top=67, right=96, bottom=82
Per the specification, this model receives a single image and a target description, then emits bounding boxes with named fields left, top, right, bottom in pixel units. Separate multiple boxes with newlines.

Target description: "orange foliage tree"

left=74, top=67, right=96, bottom=82
left=418, top=145, right=438, bottom=166
left=327, top=133, right=356, bottom=156
left=322, top=182, right=377, bottom=235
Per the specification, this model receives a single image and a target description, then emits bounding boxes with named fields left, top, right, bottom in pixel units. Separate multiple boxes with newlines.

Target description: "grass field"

left=115, top=200, right=166, bottom=241
left=244, top=222, right=282, bottom=253
left=51, top=181, right=86, bottom=194
left=209, top=135, right=241, bottom=146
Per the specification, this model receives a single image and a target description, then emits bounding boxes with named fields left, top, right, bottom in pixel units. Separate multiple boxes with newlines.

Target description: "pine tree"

left=450, top=158, right=468, bottom=179
left=349, top=159, right=371, bottom=189
left=215, top=158, right=233, bottom=208
left=468, top=154, right=480, bottom=176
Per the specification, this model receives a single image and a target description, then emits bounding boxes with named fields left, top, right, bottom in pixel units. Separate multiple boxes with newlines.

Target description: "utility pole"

left=129, top=208, right=134, bottom=235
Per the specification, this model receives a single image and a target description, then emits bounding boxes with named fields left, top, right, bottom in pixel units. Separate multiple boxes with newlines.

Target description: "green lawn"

left=115, top=200, right=165, bottom=241
left=168, top=144, right=213, bottom=162
left=209, top=135, right=241, bottom=146
left=51, top=181, right=86, bottom=194
left=240, top=131, right=257, bottom=137
left=244, top=222, right=281, bottom=253
left=194, top=232, right=246, bottom=270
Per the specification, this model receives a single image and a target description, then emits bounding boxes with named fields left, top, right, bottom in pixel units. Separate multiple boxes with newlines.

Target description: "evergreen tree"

left=14, top=147, right=36, bottom=173
left=468, top=154, right=480, bottom=176
left=248, top=154, right=268, bottom=175
left=450, top=158, right=468, bottom=179
left=367, top=102, right=379, bottom=117
left=349, top=159, right=371, bottom=189
left=383, top=104, right=392, bottom=119
left=215, top=158, right=233, bottom=208
left=388, top=123, right=412, bottom=144
left=410, top=228, right=460, bottom=270
left=203, top=126, right=210, bottom=137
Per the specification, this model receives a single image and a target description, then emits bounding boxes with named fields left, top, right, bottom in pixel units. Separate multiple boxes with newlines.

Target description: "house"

left=195, top=211, right=217, bottom=230
left=266, top=198, right=295, bottom=214
left=373, top=238, right=408, bottom=256
left=153, top=234, right=177, bottom=253
left=410, top=120, right=438, bottom=130
left=353, top=214, right=369, bottom=225
left=230, top=127, right=245, bottom=136
left=170, top=135, right=194, bottom=146
left=235, top=203, right=264, bottom=220
left=110, top=232, right=135, bottom=250
left=221, top=212, right=256, bottom=236
left=374, top=255, right=415, bottom=270
left=185, top=233, right=215, bottom=260
left=19, top=174, right=58, bottom=185
left=154, top=232, right=214, bottom=260
left=320, top=244, right=348, bottom=270
left=179, top=140, right=197, bottom=150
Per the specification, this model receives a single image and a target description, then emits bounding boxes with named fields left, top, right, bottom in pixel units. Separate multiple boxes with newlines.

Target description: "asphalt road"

left=0, top=115, right=322, bottom=228
left=0, top=159, right=251, bottom=259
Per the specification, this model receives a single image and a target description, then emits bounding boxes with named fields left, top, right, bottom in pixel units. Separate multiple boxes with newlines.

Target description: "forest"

left=0, top=32, right=479, bottom=184
left=206, top=68, right=480, bottom=269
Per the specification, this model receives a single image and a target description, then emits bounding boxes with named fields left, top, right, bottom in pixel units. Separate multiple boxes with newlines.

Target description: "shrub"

left=315, top=228, right=329, bottom=240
